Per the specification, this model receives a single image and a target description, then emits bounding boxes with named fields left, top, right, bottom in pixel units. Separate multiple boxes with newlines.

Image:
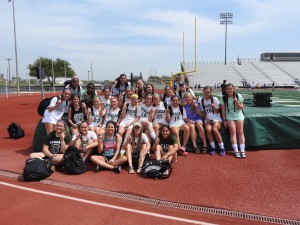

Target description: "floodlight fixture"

left=220, top=13, right=233, bottom=65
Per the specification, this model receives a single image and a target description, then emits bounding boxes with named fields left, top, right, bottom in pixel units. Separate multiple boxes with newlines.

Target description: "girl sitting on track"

left=90, top=121, right=127, bottom=173
left=152, top=124, right=178, bottom=163
left=166, top=95, right=190, bottom=156
left=30, top=120, right=71, bottom=166
left=42, top=88, right=71, bottom=134
left=200, top=86, right=225, bottom=156
left=68, top=94, right=87, bottom=135
left=183, top=92, right=207, bottom=154
left=122, top=122, right=151, bottom=174
left=152, top=93, right=168, bottom=137
left=220, top=83, right=246, bottom=158
left=87, top=97, right=105, bottom=136
left=69, top=121, right=98, bottom=162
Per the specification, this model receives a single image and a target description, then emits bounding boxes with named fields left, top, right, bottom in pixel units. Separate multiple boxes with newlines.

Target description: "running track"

left=0, top=93, right=299, bottom=224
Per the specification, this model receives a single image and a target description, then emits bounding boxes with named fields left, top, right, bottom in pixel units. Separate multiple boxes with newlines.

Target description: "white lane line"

left=0, top=181, right=217, bottom=225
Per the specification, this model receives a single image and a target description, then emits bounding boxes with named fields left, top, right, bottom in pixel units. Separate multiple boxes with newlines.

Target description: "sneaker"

left=113, top=166, right=121, bottom=173
left=179, top=149, right=188, bottom=156
left=95, top=164, right=102, bottom=172
left=234, top=152, right=241, bottom=158
left=209, top=149, right=216, bottom=155
left=219, top=149, right=226, bottom=156
left=241, top=152, right=247, bottom=158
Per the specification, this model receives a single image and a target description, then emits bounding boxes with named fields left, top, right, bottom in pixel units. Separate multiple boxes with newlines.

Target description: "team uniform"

left=42, top=97, right=69, bottom=124
left=119, top=103, right=137, bottom=129
left=168, top=106, right=187, bottom=128
left=153, top=102, right=167, bottom=125
left=100, top=96, right=111, bottom=108
left=200, top=97, right=222, bottom=123
left=72, top=131, right=97, bottom=148
left=44, top=131, right=72, bottom=154
left=137, top=103, right=154, bottom=122
left=88, top=106, right=103, bottom=127
left=70, top=105, right=86, bottom=126
left=219, top=94, right=244, bottom=121
left=102, top=107, right=121, bottom=128
left=161, top=94, right=172, bottom=106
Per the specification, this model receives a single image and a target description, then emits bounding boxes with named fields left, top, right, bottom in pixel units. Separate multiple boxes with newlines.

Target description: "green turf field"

left=195, top=88, right=300, bottom=107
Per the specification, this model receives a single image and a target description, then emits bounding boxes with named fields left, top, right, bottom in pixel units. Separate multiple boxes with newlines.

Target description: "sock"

left=240, top=144, right=245, bottom=153
left=210, top=141, right=216, bottom=149
left=150, top=131, right=156, bottom=140
left=232, top=144, right=238, bottom=153
left=218, top=142, right=225, bottom=150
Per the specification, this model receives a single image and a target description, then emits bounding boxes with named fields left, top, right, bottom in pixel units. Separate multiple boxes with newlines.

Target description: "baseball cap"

left=179, top=82, right=185, bottom=86
left=133, top=122, right=142, bottom=128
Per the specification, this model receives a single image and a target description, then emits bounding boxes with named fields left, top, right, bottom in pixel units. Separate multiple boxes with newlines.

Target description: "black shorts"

left=103, top=155, right=114, bottom=162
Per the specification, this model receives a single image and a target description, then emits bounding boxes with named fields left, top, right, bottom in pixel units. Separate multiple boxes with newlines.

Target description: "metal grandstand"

left=184, top=55, right=300, bottom=88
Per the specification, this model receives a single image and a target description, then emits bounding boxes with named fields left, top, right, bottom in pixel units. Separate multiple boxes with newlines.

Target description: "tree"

left=28, top=57, right=76, bottom=86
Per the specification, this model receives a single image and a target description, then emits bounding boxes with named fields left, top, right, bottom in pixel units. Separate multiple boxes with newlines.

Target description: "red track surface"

left=0, top=93, right=300, bottom=224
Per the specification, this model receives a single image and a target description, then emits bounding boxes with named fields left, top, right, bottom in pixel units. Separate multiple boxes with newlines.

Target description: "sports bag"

left=141, top=159, right=172, bottom=179
left=63, top=146, right=88, bottom=175
left=7, top=122, right=25, bottom=139
left=23, top=158, right=53, bottom=181
left=37, top=96, right=60, bottom=117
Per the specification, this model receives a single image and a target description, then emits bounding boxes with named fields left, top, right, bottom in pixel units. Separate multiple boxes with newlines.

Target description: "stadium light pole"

left=220, top=13, right=233, bottom=65
left=9, top=0, right=20, bottom=95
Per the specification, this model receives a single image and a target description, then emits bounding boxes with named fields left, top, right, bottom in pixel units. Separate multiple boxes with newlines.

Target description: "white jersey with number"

left=137, top=103, right=154, bottom=122
left=88, top=106, right=103, bottom=127
left=169, top=105, right=187, bottom=127
left=153, top=102, right=167, bottom=124
left=103, top=107, right=120, bottom=127
left=100, top=96, right=111, bottom=108
left=121, top=103, right=137, bottom=124
left=200, top=97, right=222, bottom=121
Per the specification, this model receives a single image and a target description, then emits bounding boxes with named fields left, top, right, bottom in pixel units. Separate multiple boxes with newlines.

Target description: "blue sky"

left=1, top=0, right=299, bottom=81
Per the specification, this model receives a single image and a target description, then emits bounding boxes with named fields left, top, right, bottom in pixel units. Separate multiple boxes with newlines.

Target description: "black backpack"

left=23, top=158, right=53, bottom=181
left=142, top=159, right=172, bottom=179
left=7, top=122, right=25, bottom=139
left=63, top=146, right=88, bottom=175
left=37, top=96, right=60, bottom=117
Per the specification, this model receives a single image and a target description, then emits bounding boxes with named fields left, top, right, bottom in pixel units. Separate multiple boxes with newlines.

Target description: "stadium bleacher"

left=184, top=61, right=300, bottom=88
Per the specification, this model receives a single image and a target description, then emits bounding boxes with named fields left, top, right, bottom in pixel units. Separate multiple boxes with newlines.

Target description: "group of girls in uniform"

left=32, top=75, right=246, bottom=175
